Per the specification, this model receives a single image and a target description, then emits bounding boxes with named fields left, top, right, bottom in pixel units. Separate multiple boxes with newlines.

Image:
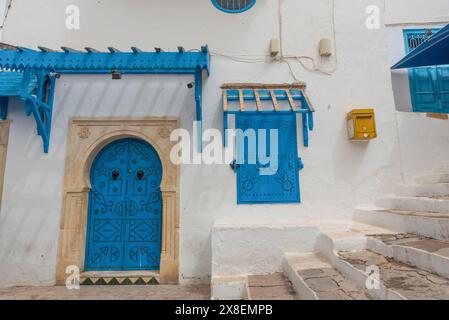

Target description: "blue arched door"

left=85, top=138, right=163, bottom=271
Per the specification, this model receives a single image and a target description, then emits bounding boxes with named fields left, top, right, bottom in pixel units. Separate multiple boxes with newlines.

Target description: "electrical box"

left=319, top=38, right=333, bottom=57
left=347, top=109, right=377, bottom=141
left=270, top=38, right=280, bottom=57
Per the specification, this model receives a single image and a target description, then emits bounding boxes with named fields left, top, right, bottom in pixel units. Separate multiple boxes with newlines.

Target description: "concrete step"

left=366, top=233, right=449, bottom=279
left=282, top=253, right=373, bottom=300
left=396, top=183, right=449, bottom=197
left=247, top=273, right=299, bottom=300
left=338, top=250, right=449, bottom=300
left=354, top=207, right=449, bottom=241
left=376, top=196, right=449, bottom=214
left=416, top=173, right=449, bottom=184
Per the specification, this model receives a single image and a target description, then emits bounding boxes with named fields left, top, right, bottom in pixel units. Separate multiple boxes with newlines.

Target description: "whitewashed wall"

left=0, top=0, right=428, bottom=286
left=385, top=0, right=449, bottom=25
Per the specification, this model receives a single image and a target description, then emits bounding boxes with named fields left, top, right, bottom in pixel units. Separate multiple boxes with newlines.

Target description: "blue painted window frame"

left=403, top=28, right=449, bottom=113
left=211, top=0, right=256, bottom=14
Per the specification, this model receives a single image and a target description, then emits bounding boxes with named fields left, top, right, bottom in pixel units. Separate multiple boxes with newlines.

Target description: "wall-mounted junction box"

left=319, top=38, right=333, bottom=57
left=270, top=38, right=280, bottom=57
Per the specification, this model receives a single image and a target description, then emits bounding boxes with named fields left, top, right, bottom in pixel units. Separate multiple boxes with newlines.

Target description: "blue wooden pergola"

left=0, top=44, right=210, bottom=153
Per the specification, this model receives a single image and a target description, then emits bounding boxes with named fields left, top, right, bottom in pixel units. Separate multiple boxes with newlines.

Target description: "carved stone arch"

left=79, top=130, right=172, bottom=192
left=56, top=117, right=180, bottom=284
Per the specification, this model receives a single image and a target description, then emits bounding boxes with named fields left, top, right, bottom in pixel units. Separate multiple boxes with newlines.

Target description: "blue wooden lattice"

left=85, top=138, right=163, bottom=271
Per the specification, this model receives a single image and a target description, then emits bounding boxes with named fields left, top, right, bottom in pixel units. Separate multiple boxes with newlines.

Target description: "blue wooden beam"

left=0, top=46, right=210, bottom=75
left=0, top=97, right=8, bottom=120
left=195, top=67, right=203, bottom=152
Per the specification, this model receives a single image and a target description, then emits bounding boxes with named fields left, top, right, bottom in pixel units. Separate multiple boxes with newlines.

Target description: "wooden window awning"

left=222, top=83, right=315, bottom=147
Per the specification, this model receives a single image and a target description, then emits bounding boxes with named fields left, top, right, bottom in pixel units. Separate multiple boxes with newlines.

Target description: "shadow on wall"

left=331, top=115, right=369, bottom=181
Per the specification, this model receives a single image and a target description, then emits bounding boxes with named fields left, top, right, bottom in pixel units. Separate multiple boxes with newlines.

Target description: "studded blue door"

left=85, top=138, right=163, bottom=271
left=236, top=113, right=300, bottom=204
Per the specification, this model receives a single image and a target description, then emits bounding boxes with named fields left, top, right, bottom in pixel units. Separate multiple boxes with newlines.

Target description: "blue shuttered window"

left=235, top=113, right=301, bottom=204
left=404, top=29, right=449, bottom=113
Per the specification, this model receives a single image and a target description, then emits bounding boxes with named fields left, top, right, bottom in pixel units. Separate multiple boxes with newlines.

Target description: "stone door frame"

left=0, top=120, right=11, bottom=209
left=56, top=117, right=180, bottom=284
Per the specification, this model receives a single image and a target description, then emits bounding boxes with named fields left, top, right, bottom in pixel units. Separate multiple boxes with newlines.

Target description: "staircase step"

left=354, top=207, right=449, bottom=241
left=338, top=250, right=449, bottom=300
left=396, top=183, right=449, bottom=197
left=367, top=234, right=449, bottom=278
left=283, top=253, right=373, bottom=300
left=416, top=173, right=449, bottom=184
left=376, top=196, right=449, bottom=214
left=247, top=273, right=299, bottom=300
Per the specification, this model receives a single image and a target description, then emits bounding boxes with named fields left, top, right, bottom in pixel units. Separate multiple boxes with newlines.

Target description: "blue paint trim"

left=211, top=0, right=256, bottom=14
left=195, top=67, right=203, bottom=152
left=0, top=97, right=8, bottom=120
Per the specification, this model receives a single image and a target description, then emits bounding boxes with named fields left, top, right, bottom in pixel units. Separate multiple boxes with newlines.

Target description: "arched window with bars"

left=211, top=0, right=256, bottom=14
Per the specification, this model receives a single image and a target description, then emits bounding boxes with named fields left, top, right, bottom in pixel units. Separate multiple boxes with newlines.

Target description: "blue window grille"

left=404, top=29, right=449, bottom=113
left=211, top=0, right=256, bottom=14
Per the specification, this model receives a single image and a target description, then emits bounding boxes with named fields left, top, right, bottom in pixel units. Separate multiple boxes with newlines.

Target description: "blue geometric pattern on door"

left=404, top=29, right=449, bottom=113
left=85, top=138, right=163, bottom=271
left=235, top=112, right=301, bottom=204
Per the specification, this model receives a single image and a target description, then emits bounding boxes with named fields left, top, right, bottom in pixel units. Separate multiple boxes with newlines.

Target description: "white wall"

left=385, top=0, right=449, bottom=25
left=0, top=0, right=406, bottom=286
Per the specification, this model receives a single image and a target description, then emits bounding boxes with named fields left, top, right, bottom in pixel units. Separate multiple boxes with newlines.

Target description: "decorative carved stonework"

left=56, top=117, right=180, bottom=285
left=77, top=127, right=91, bottom=139
left=158, top=126, right=171, bottom=139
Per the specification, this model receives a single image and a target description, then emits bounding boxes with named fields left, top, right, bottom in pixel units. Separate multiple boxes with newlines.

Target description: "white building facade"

left=0, top=0, right=448, bottom=290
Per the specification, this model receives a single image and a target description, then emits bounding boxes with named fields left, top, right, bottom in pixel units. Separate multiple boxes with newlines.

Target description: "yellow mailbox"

left=347, top=109, right=377, bottom=141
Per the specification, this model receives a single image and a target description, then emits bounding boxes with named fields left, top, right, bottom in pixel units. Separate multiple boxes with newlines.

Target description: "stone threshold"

left=80, top=270, right=160, bottom=286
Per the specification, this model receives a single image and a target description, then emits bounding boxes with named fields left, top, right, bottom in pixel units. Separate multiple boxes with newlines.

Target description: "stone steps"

left=366, top=233, right=449, bottom=279
left=283, top=253, right=373, bottom=300
left=416, top=173, right=449, bottom=185
left=376, top=196, right=449, bottom=214
left=247, top=273, right=299, bottom=300
left=337, top=250, right=449, bottom=300
left=354, top=207, right=449, bottom=241
left=396, top=183, right=449, bottom=197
